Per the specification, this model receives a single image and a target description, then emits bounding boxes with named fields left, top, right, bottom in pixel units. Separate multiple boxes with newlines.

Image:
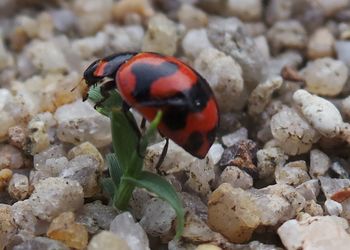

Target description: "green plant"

left=88, top=86, right=184, bottom=239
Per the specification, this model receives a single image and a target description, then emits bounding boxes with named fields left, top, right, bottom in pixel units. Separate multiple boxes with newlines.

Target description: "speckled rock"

left=319, top=176, right=350, bottom=199
left=11, top=200, right=38, bottom=234
left=267, top=20, right=307, bottom=54
left=88, top=231, right=130, bottom=250
left=67, top=142, right=104, bottom=171
left=293, top=89, right=350, bottom=139
left=194, top=48, right=244, bottom=112
left=13, top=237, right=69, bottom=250
left=275, top=160, right=310, bottom=187
left=307, top=28, right=335, bottom=59
left=142, top=14, right=179, bottom=55
left=29, top=177, right=84, bottom=221
left=302, top=57, right=348, bottom=96
left=296, top=180, right=320, bottom=201
left=222, top=127, right=248, bottom=148
left=248, top=76, right=283, bottom=116
left=270, top=106, right=320, bottom=155
left=266, top=0, right=293, bottom=25
left=257, top=147, right=288, bottom=179
left=54, top=100, right=111, bottom=148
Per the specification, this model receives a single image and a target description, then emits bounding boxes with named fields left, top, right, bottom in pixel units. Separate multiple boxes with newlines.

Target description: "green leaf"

left=110, top=108, right=140, bottom=172
left=101, top=177, right=115, bottom=198
left=138, top=111, right=162, bottom=155
left=88, top=86, right=123, bottom=117
left=106, top=153, right=123, bottom=188
left=123, top=171, right=185, bottom=239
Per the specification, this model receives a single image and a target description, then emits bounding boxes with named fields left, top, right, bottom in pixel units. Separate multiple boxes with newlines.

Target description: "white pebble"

left=270, top=107, right=320, bottom=155
left=309, top=149, right=331, bottom=178
left=222, top=127, right=248, bottom=147
left=302, top=57, right=348, bottom=96
left=293, top=89, right=349, bottom=138
left=181, top=29, right=213, bottom=58
left=8, top=173, right=29, bottom=200
left=307, top=28, right=335, bottom=59
left=177, top=4, right=208, bottom=29
left=226, top=0, right=262, bottom=21
left=325, top=199, right=343, bottom=216
left=194, top=48, right=244, bottom=113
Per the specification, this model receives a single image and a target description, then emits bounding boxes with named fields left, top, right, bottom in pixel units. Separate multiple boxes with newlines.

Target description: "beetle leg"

left=122, top=102, right=142, bottom=138
left=155, top=138, right=169, bottom=174
left=140, top=118, right=146, bottom=133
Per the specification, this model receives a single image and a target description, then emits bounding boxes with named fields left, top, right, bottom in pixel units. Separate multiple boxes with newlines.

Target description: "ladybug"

left=82, top=52, right=219, bottom=159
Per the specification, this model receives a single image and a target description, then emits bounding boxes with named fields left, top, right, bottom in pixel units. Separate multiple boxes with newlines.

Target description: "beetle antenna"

left=71, top=78, right=85, bottom=92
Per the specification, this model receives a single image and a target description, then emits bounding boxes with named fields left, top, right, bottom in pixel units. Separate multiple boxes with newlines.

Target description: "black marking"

left=83, top=52, right=135, bottom=87
left=131, top=61, right=179, bottom=101
left=207, top=126, right=217, bottom=146
left=162, top=106, right=188, bottom=130
left=184, top=131, right=203, bottom=156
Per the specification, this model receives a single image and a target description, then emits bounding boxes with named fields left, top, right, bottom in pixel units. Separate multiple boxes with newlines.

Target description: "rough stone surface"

left=88, top=231, right=130, bottom=250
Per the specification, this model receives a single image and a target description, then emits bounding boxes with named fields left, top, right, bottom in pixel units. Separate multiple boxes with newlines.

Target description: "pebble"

left=225, top=0, right=262, bottom=21
left=142, top=14, right=179, bottom=55
left=278, top=216, right=350, bottom=250
left=67, top=142, right=104, bottom=171
left=248, top=76, right=283, bottom=116
left=219, top=166, right=253, bottom=190
left=301, top=57, right=348, bottom=96
left=268, top=50, right=303, bottom=77
left=76, top=200, right=118, bottom=234
left=206, top=143, right=224, bottom=165
left=181, top=29, right=213, bottom=59
left=267, top=20, right=307, bottom=54
left=275, top=160, right=310, bottom=187
left=0, top=37, right=14, bottom=70
left=60, top=155, right=99, bottom=197
left=73, top=0, right=113, bottom=36
left=50, top=9, right=76, bottom=33
left=0, top=204, right=17, bottom=250
left=54, top=100, right=112, bottom=148
left=319, top=176, right=350, bottom=199
left=104, top=24, right=144, bottom=53
left=27, top=112, right=57, bottom=155
left=33, top=144, right=66, bottom=171
left=257, top=147, right=287, bottom=179
left=293, top=89, right=350, bottom=138
left=8, top=126, right=26, bottom=149
left=11, top=200, right=37, bottom=234
left=207, top=17, right=267, bottom=90
left=196, top=244, right=221, bottom=250
left=139, top=198, right=176, bottom=237
left=309, top=149, right=331, bottom=178
left=129, top=188, right=152, bottom=220
left=71, top=32, right=109, bottom=59
left=110, top=212, right=150, bottom=250
left=0, top=168, right=13, bottom=191
left=208, top=183, right=260, bottom=243
left=314, top=0, right=349, bottom=17
left=270, top=106, right=320, bottom=155
left=13, top=237, right=69, bottom=250
left=29, top=177, right=84, bottom=221
left=24, top=40, right=68, bottom=74
left=296, top=179, right=320, bottom=201
left=8, top=173, right=29, bottom=200
left=194, top=48, right=244, bottom=112
left=265, top=0, right=293, bottom=25
left=335, top=41, right=350, bottom=67
left=221, top=127, right=248, bottom=147
left=0, top=144, right=24, bottom=169
left=218, top=140, right=258, bottom=178
left=88, top=231, right=130, bottom=250
left=325, top=199, right=343, bottom=216
left=307, top=28, right=335, bottom=59
left=304, top=200, right=323, bottom=216
left=112, top=0, right=154, bottom=22
left=177, top=4, right=208, bottom=29
left=47, top=211, right=88, bottom=250
left=186, top=156, right=215, bottom=196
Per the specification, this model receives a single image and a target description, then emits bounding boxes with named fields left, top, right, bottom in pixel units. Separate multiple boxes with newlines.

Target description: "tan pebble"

left=307, top=28, right=335, bottom=59
left=47, top=211, right=88, bottom=250
left=67, top=142, right=104, bottom=172
left=88, top=231, right=130, bottom=250
left=0, top=168, right=13, bottom=191
left=112, top=0, right=154, bottom=22
left=196, top=244, right=222, bottom=250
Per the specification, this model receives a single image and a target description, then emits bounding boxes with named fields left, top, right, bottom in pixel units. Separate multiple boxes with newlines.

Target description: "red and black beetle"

left=82, top=52, right=219, bottom=159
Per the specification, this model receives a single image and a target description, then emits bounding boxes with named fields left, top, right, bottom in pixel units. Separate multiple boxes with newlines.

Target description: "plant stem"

left=114, top=178, right=135, bottom=210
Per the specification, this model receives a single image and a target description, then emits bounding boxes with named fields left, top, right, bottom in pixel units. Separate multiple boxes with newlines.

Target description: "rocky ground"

left=1, top=0, right=350, bottom=249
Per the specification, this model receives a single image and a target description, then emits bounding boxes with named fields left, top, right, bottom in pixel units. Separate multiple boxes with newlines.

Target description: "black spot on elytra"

left=183, top=131, right=203, bottom=155
left=207, top=126, right=217, bottom=146
left=131, top=61, right=179, bottom=101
